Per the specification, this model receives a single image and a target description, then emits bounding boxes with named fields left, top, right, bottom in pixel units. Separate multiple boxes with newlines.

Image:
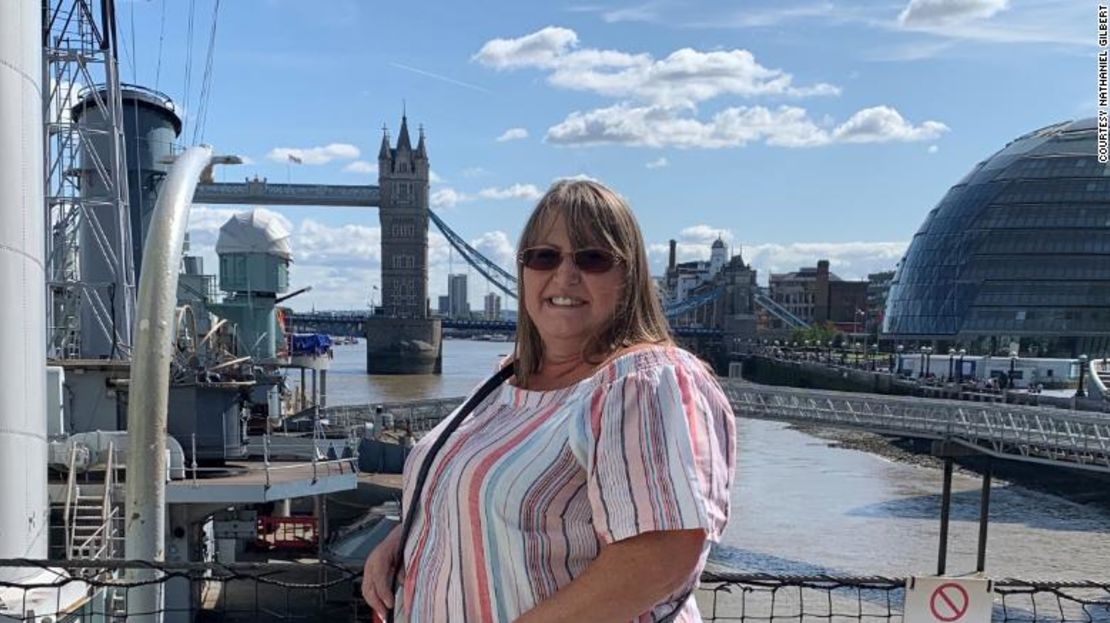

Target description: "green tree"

left=791, top=322, right=842, bottom=347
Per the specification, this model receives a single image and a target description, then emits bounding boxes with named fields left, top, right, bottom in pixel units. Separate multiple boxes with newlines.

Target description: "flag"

left=287, top=153, right=303, bottom=164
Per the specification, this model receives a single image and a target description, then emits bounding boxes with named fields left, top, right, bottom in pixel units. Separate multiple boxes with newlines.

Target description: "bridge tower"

left=365, top=116, right=443, bottom=373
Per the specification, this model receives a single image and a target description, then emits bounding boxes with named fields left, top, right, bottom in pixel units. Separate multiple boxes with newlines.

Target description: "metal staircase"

left=62, top=443, right=123, bottom=564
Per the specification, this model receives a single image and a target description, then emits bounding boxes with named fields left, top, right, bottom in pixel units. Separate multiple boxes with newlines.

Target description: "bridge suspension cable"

left=428, top=210, right=518, bottom=300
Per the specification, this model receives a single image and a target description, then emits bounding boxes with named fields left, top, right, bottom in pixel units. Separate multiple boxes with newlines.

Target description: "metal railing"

left=62, top=445, right=78, bottom=560
left=0, top=559, right=1107, bottom=622
left=722, top=380, right=1110, bottom=473
left=320, top=397, right=465, bottom=435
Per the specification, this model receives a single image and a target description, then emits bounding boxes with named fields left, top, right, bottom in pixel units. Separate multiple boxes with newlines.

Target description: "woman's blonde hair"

left=514, top=180, right=673, bottom=385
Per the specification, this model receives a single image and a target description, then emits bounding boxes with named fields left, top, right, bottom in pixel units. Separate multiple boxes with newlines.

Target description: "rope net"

left=0, top=560, right=1108, bottom=622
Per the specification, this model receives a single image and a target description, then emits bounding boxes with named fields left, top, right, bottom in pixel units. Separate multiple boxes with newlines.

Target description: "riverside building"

left=884, top=118, right=1110, bottom=357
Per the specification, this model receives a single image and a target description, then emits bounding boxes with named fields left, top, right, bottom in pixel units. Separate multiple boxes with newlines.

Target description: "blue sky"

left=116, top=0, right=1089, bottom=311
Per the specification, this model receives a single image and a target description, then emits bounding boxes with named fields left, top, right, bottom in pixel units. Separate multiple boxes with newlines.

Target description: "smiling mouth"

left=546, top=296, right=586, bottom=308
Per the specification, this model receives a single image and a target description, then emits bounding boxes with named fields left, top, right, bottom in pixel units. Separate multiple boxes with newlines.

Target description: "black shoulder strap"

left=387, top=363, right=515, bottom=621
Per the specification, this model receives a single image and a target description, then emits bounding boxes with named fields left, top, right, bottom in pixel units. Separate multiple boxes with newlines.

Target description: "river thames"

left=310, top=340, right=1110, bottom=579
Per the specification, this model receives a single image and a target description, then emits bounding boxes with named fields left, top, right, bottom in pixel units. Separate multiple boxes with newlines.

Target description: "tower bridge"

left=197, top=116, right=437, bottom=373
left=196, top=116, right=741, bottom=372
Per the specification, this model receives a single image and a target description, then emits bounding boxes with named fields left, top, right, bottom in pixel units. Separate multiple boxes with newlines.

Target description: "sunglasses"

left=518, top=246, right=624, bottom=274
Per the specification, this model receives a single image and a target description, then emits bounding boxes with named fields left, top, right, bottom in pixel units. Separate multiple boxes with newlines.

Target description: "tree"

left=791, top=321, right=842, bottom=347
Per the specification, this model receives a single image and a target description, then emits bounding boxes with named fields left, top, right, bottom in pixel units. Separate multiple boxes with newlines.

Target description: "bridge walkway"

left=323, top=381, right=1110, bottom=474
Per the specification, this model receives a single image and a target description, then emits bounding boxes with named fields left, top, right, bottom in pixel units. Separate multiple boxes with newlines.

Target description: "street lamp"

left=1009, top=353, right=1017, bottom=390
left=896, top=344, right=904, bottom=375
left=947, top=348, right=955, bottom=382
left=923, top=346, right=934, bottom=379
left=1077, top=354, right=1089, bottom=398
left=957, top=348, right=967, bottom=383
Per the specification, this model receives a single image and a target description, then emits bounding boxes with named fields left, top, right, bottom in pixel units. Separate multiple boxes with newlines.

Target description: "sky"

left=112, top=0, right=1090, bottom=311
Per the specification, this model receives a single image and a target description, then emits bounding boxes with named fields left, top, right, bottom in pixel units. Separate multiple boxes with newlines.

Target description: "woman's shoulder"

left=595, top=344, right=714, bottom=385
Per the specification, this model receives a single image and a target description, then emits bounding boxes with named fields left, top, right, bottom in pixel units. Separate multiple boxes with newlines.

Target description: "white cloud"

left=462, top=167, right=489, bottom=178
left=898, top=0, right=1008, bottom=26
left=431, top=188, right=469, bottom=208
left=744, top=241, right=907, bottom=282
left=553, top=173, right=602, bottom=183
left=295, top=218, right=381, bottom=264
left=888, top=0, right=1081, bottom=47
left=267, top=143, right=360, bottom=165
left=474, top=27, right=839, bottom=107
left=470, top=231, right=517, bottom=269
left=432, top=183, right=542, bottom=207
left=685, top=3, right=836, bottom=28
left=928, top=144, right=940, bottom=154
left=680, top=225, right=734, bottom=245
left=602, top=1, right=666, bottom=23
left=430, top=170, right=445, bottom=184
left=645, top=156, right=669, bottom=169
left=473, top=26, right=583, bottom=70
left=496, top=127, right=529, bottom=142
left=342, top=160, right=378, bottom=174
left=830, top=106, right=950, bottom=143
left=237, top=155, right=256, bottom=165
left=477, top=184, right=543, bottom=201
left=546, top=103, right=947, bottom=148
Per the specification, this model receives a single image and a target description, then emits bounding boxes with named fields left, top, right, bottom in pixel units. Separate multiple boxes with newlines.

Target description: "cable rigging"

left=192, top=0, right=222, bottom=144
left=181, top=0, right=197, bottom=140
left=154, top=0, right=167, bottom=90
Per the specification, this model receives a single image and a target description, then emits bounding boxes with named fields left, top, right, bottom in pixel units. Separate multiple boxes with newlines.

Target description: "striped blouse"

left=397, top=346, right=736, bottom=622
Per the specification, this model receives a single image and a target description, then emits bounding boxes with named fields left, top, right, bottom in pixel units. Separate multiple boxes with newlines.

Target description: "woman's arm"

left=514, top=528, right=706, bottom=623
left=361, top=524, right=403, bottom=617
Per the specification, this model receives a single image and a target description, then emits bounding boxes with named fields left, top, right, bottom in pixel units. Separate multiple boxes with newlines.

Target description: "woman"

left=363, top=180, right=736, bottom=622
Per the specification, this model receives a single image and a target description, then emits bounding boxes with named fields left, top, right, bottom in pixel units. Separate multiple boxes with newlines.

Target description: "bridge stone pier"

left=194, top=115, right=442, bottom=374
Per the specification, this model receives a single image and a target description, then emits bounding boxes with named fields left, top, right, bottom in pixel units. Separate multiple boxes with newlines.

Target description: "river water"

left=312, top=340, right=1110, bottom=579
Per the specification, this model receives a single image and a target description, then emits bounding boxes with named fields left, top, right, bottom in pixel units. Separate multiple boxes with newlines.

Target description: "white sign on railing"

left=905, top=577, right=993, bottom=623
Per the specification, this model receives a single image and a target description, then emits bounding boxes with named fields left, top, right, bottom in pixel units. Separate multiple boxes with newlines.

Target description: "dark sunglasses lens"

left=523, top=248, right=562, bottom=271
left=574, top=249, right=616, bottom=273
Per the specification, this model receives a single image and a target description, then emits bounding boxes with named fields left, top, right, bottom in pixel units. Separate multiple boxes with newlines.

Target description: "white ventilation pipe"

left=125, top=145, right=212, bottom=621
left=0, top=0, right=48, bottom=581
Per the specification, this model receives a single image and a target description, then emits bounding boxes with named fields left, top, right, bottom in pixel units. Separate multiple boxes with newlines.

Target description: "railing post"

left=264, top=434, right=271, bottom=490
left=976, top=458, right=993, bottom=573
left=191, top=433, right=198, bottom=488
left=937, top=456, right=954, bottom=575
left=64, top=444, right=77, bottom=560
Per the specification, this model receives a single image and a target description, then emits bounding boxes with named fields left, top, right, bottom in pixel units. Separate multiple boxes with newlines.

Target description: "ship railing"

left=320, top=397, right=466, bottom=435
left=255, top=433, right=355, bottom=488
left=100, top=441, right=119, bottom=560
left=0, top=558, right=1107, bottom=622
left=62, top=444, right=78, bottom=560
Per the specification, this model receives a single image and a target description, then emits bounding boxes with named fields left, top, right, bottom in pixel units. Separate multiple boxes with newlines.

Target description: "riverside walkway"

left=324, top=378, right=1110, bottom=474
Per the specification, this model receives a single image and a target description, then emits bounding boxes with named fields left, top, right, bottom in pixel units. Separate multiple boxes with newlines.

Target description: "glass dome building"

left=883, top=118, right=1110, bottom=357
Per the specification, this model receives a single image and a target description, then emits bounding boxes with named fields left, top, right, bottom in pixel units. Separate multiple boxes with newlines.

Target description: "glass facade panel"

left=884, top=119, right=1110, bottom=356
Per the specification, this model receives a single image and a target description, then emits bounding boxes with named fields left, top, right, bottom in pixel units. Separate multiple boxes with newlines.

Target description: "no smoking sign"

left=905, top=577, right=994, bottom=623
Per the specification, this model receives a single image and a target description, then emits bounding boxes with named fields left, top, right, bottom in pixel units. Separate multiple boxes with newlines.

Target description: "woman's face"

left=522, top=215, right=625, bottom=357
